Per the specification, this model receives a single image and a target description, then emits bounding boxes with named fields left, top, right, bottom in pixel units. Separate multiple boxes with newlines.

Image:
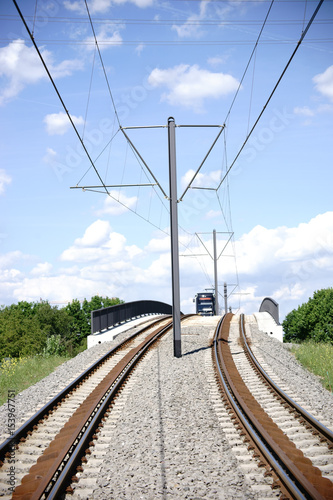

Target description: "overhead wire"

left=33, top=0, right=170, bottom=233
left=246, top=45, right=257, bottom=136
left=37, top=0, right=173, bottom=234
left=12, top=0, right=110, bottom=197
left=2, top=13, right=332, bottom=26
left=216, top=0, right=325, bottom=191
left=223, top=0, right=275, bottom=127
left=84, top=0, right=121, bottom=129
left=31, top=0, right=38, bottom=38
left=79, top=187, right=172, bottom=236
left=184, top=0, right=273, bottom=298
left=104, top=113, right=118, bottom=183
left=178, top=0, right=274, bottom=203
left=11, top=0, right=324, bottom=303
left=75, top=128, right=120, bottom=186
left=82, top=44, right=96, bottom=142
left=3, top=37, right=332, bottom=47
left=213, top=0, right=324, bottom=309
left=302, top=0, right=309, bottom=32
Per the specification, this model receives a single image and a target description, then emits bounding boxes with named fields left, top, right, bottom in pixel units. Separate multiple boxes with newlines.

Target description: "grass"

left=0, top=355, right=71, bottom=406
left=0, top=340, right=87, bottom=407
left=291, top=342, right=333, bottom=392
left=1, top=341, right=332, bottom=409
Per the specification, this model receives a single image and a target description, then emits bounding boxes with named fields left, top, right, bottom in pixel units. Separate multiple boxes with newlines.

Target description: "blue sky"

left=0, top=0, right=332, bottom=322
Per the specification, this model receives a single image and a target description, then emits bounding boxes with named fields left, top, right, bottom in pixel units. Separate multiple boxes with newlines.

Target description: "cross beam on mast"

left=195, top=230, right=234, bottom=316
left=70, top=184, right=156, bottom=189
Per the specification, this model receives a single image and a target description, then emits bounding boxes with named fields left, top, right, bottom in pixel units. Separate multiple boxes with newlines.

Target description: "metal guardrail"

left=91, top=300, right=173, bottom=334
left=259, top=297, right=280, bottom=324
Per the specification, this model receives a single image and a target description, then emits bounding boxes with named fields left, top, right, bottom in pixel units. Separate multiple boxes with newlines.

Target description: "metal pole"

left=168, top=117, right=182, bottom=358
left=213, top=229, right=219, bottom=315
left=224, top=282, right=228, bottom=315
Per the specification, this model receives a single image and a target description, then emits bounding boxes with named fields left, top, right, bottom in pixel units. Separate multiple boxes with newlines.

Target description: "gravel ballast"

left=248, top=321, right=333, bottom=428
left=90, top=318, right=255, bottom=499
left=1, top=315, right=333, bottom=499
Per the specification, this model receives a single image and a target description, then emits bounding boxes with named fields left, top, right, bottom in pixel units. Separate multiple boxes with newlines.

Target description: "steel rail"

left=240, top=314, right=333, bottom=446
left=213, top=313, right=333, bottom=500
left=46, top=316, right=183, bottom=500
left=0, top=315, right=171, bottom=463
left=12, top=315, right=193, bottom=499
left=213, top=314, right=306, bottom=499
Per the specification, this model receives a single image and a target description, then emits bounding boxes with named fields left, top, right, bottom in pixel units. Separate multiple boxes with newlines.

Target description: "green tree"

left=0, top=307, right=47, bottom=358
left=66, top=299, right=89, bottom=338
left=283, top=288, right=333, bottom=343
left=0, top=296, right=124, bottom=361
left=82, top=295, right=124, bottom=332
left=33, top=301, right=72, bottom=338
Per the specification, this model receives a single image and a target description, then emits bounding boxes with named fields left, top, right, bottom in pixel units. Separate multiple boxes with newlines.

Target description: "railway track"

left=0, top=315, right=187, bottom=499
left=212, top=313, right=333, bottom=500
left=1, top=312, right=332, bottom=499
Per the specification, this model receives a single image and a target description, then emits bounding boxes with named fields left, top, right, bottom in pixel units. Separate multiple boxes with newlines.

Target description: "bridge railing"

left=259, top=297, right=280, bottom=324
left=91, top=300, right=172, bottom=334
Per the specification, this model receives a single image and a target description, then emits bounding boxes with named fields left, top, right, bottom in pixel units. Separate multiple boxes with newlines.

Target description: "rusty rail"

left=0, top=316, right=178, bottom=499
left=0, top=315, right=171, bottom=465
left=240, top=314, right=333, bottom=448
left=13, top=317, right=174, bottom=499
left=212, top=313, right=333, bottom=500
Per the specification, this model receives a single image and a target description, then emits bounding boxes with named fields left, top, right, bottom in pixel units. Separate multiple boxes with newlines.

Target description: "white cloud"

left=0, top=40, right=83, bottom=105
left=112, top=0, right=154, bottom=7
left=181, top=169, right=222, bottom=190
left=274, top=283, right=306, bottom=302
left=2, top=213, right=333, bottom=322
left=208, top=56, right=228, bottom=67
left=293, top=106, right=314, bottom=117
left=313, top=65, right=333, bottom=102
left=135, top=43, right=145, bottom=55
left=148, top=64, right=240, bottom=111
left=74, top=220, right=111, bottom=247
left=0, top=169, right=11, bottom=195
left=135, top=253, right=171, bottom=283
left=206, top=210, right=221, bottom=219
left=172, top=0, right=210, bottom=38
left=30, top=262, right=53, bottom=277
left=84, top=25, right=123, bottom=50
left=44, top=112, right=84, bottom=135
left=63, top=1, right=85, bottom=13
left=64, top=0, right=153, bottom=14
left=64, top=0, right=112, bottom=14
left=0, top=251, right=30, bottom=269
left=60, top=220, right=142, bottom=264
left=96, top=191, right=138, bottom=216
left=0, top=40, right=46, bottom=104
left=276, top=212, right=333, bottom=261
left=12, top=275, right=106, bottom=304
left=172, top=16, right=203, bottom=38
left=235, top=225, right=285, bottom=275
left=0, top=268, right=22, bottom=283
left=145, top=236, right=170, bottom=253
left=43, top=148, right=57, bottom=164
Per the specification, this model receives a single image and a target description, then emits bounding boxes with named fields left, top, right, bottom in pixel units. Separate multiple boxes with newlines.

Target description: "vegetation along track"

left=212, top=313, right=333, bottom=500
left=0, top=315, right=192, bottom=499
